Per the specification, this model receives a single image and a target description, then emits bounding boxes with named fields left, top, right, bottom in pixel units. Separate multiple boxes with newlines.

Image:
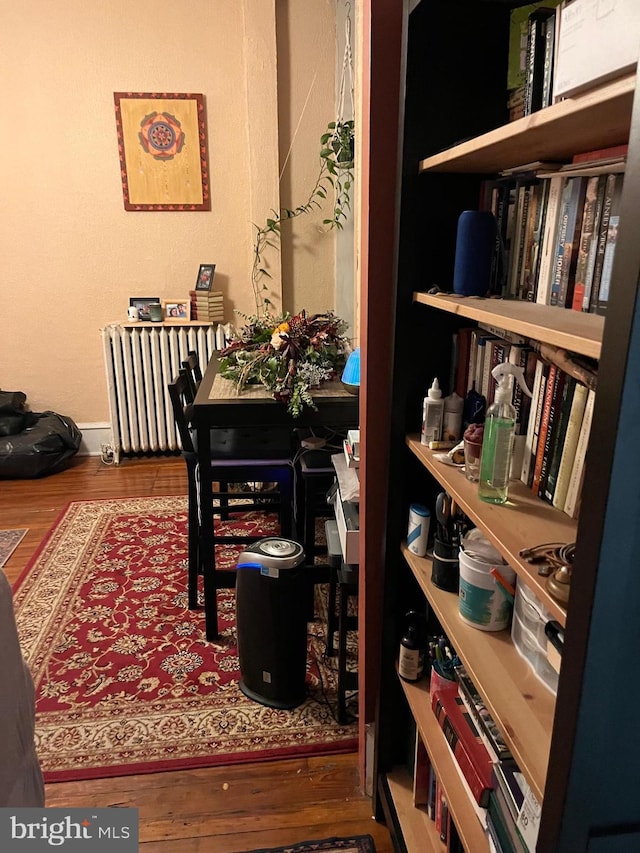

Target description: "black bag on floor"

left=0, top=391, right=38, bottom=437
left=0, top=411, right=82, bottom=479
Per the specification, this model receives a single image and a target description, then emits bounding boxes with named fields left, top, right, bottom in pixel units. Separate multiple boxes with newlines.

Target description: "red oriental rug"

left=12, top=497, right=357, bottom=782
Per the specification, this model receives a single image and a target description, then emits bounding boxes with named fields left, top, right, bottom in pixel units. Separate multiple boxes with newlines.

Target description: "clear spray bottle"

left=478, top=363, right=532, bottom=505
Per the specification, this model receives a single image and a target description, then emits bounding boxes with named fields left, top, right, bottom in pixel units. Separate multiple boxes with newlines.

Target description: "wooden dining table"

left=193, top=354, right=359, bottom=640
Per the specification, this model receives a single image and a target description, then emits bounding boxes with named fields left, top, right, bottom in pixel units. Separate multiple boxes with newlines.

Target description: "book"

left=540, top=10, right=557, bottom=109
left=549, top=176, right=586, bottom=307
left=588, top=172, right=618, bottom=313
left=580, top=175, right=607, bottom=312
left=522, top=180, right=549, bottom=302
left=571, top=175, right=605, bottom=311
left=488, top=790, right=527, bottom=853
left=507, top=181, right=533, bottom=298
left=564, top=388, right=596, bottom=518
left=520, top=357, right=545, bottom=486
left=492, top=761, right=526, bottom=824
left=552, top=381, right=588, bottom=510
left=454, top=664, right=512, bottom=761
left=537, top=367, right=566, bottom=498
left=524, top=7, right=556, bottom=115
left=535, top=175, right=565, bottom=305
left=454, top=327, right=475, bottom=399
left=478, top=323, right=527, bottom=346
left=431, top=688, right=494, bottom=807
left=531, top=363, right=556, bottom=494
left=572, top=144, right=629, bottom=165
left=596, top=174, right=624, bottom=316
left=543, top=374, right=576, bottom=503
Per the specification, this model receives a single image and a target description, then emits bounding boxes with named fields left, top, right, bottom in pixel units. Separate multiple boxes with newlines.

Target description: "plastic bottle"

left=420, top=378, right=444, bottom=445
left=442, top=390, right=464, bottom=442
left=478, top=363, right=532, bottom=504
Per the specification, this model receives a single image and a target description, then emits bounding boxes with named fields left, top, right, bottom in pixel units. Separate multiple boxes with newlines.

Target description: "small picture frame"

left=162, top=299, right=190, bottom=322
left=129, top=297, right=160, bottom=321
left=195, top=263, right=216, bottom=292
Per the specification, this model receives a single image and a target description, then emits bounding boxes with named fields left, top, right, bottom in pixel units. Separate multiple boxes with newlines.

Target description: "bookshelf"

left=364, top=2, right=640, bottom=851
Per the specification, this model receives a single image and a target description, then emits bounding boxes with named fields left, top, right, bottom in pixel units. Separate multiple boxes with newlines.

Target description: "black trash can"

left=235, top=537, right=308, bottom=709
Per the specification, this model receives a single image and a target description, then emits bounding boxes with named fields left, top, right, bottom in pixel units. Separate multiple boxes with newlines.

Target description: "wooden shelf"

left=418, top=74, right=635, bottom=175
left=413, top=291, right=603, bottom=360
left=402, top=545, right=555, bottom=805
left=386, top=768, right=445, bottom=853
left=397, top=678, right=490, bottom=852
left=407, top=436, right=572, bottom=625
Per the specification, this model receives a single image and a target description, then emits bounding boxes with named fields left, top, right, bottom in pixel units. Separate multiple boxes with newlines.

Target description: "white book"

left=535, top=175, right=565, bottom=305
left=563, top=388, right=596, bottom=518
left=553, top=383, right=588, bottom=510
left=520, top=358, right=544, bottom=486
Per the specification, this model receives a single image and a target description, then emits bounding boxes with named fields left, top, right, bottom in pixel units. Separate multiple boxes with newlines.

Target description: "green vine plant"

left=251, top=118, right=355, bottom=316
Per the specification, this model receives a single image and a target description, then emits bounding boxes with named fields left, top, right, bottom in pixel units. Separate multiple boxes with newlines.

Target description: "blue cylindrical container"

left=452, top=210, right=497, bottom=297
left=407, top=503, right=431, bottom=557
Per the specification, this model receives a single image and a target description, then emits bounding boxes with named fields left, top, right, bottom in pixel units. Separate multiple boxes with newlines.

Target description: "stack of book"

left=452, top=323, right=597, bottom=518
left=482, top=146, right=626, bottom=312
left=488, top=761, right=530, bottom=853
left=189, top=290, right=225, bottom=323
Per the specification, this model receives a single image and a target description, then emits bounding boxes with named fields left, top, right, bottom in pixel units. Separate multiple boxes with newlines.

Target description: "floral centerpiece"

left=219, top=310, right=350, bottom=417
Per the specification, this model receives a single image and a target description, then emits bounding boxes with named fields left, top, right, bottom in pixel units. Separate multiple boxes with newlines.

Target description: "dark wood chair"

left=168, top=370, right=295, bottom=640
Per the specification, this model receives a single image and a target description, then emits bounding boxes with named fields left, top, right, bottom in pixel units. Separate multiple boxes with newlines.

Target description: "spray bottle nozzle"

left=491, top=363, right=533, bottom=403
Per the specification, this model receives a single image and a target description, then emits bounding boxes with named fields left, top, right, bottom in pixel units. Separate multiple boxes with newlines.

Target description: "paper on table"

left=331, top=453, right=360, bottom=502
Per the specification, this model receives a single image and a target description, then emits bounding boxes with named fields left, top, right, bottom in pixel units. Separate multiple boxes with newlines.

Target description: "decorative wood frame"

left=114, top=92, right=210, bottom=211
left=162, top=299, right=191, bottom=323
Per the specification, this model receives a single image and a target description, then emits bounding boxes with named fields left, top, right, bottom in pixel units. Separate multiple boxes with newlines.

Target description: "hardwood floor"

left=1, top=455, right=393, bottom=852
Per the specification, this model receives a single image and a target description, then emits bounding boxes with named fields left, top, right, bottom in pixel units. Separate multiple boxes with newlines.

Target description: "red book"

left=431, top=689, right=494, bottom=807
left=572, top=144, right=628, bottom=165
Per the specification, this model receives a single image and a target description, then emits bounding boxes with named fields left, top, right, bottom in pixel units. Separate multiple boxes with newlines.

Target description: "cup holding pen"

left=431, top=536, right=460, bottom=593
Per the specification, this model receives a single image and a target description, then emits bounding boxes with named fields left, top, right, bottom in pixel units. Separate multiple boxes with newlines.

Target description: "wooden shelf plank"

left=398, top=679, right=490, bottom=852
left=407, top=436, right=572, bottom=625
left=418, top=74, right=635, bottom=174
left=402, top=546, right=555, bottom=805
left=386, top=768, right=444, bottom=853
left=413, top=292, right=603, bottom=360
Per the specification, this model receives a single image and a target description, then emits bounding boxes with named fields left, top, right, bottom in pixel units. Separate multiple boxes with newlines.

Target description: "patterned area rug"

left=0, top=528, right=27, bottom=568
left=243, top=836, right=375, bottom=853
left=12, top=497, right=357, bottom=782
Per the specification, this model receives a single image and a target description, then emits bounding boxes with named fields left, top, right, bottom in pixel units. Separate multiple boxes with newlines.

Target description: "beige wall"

left=0, top=0, right=337, bottom=424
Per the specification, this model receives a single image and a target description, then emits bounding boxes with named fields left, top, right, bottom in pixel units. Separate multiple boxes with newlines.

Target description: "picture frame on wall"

left=113, top=92, right=211, bottom=212
left=129, top=297, right=160, bottom=321
left=162, top=299, right=190, bottom=323
left=195, top=263, right=216, bottom=292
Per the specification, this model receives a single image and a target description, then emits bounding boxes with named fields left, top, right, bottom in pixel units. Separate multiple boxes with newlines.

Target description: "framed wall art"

left=114, top=92, right=211, bottom=211
left=195, top=263, right=216, bottom=292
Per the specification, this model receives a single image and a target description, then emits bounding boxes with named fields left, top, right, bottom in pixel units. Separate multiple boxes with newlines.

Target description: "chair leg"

left=187, top=475, right=200, bottom=610
left=203, top=532, right=220, bottom=641
left=219, top=480, right=230, bottom=521
left=326, top=568, right=338, bottom=656
left=278, top=468, right=294, bottom=538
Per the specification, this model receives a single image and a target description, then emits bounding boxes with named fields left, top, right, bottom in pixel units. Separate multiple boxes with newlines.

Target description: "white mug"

left=127, top=306, right=139, bottom=322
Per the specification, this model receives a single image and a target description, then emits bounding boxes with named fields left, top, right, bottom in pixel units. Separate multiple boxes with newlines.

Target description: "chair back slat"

left=167, top=372, right=196, bottom=453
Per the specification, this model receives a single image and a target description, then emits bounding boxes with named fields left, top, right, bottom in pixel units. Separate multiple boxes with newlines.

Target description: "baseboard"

left=75, top=423, right=113, bottom=457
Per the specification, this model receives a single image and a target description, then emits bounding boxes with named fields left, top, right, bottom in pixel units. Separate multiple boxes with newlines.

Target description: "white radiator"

left=101, top=323, right=222, bottom=460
